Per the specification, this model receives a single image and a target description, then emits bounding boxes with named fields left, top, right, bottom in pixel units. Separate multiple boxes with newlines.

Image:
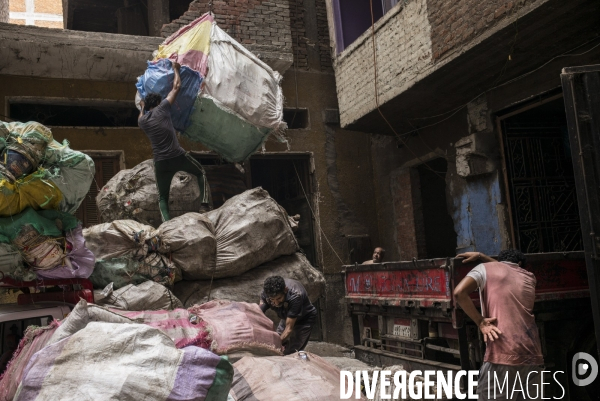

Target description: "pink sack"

left=0, top=321, right=59, bottom=401
left=189, top=300, right=282, bottom=360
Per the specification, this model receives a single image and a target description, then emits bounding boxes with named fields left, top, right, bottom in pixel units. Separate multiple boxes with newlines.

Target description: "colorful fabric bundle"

left=0, top=208, right=95, bottom=280
left=137, top=13, right=287, bottom=163
left=0, top=121, right=94, bottom=216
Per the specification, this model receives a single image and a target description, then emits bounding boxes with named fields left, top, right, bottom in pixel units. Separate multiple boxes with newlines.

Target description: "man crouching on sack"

left=259, top=276, right=317, bottom=355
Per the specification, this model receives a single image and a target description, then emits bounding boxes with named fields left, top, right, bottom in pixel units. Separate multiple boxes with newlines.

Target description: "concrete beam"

left=0, top=23, right=162, bottom=82
left=147, top=0, right=170, bottom=37
left=0, top=22, right=294, bottom=81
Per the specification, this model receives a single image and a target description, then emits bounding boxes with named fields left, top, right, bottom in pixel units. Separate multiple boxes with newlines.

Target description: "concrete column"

left=0, top=0, right=9, bottom=23
left=147, top=0, right=170, bottom=37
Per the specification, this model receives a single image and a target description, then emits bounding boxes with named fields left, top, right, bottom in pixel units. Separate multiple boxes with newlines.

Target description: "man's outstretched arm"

left=138, top=100, right=145, bottom=121
left=454, top=276, right=502, bottom=342
left=457, top=251, right=496, bottom=264
left=166, top=62, right=182, bottom=105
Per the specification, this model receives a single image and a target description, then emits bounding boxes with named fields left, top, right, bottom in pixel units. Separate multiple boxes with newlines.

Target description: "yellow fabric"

left=154, top=19, right=212, bottom=60
left=0, top=172, right=63, bottom=217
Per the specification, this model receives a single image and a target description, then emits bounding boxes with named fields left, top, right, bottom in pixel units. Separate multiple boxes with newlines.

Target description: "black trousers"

left=277, top=314, right=316, bottom=355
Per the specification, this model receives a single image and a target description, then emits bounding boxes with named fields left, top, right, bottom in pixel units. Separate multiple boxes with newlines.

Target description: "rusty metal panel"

left=562, top=64, right=600, bottom=359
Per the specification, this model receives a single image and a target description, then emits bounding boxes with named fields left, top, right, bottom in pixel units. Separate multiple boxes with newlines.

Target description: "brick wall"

left=330, top=0, right=543, bottom=127
left=390, top=168, right=427, bottom=260
left=9, top=0, right=63, bottom=28
left=162, top=0, right=332, bottom=72
left=333, top=0, right=432, bottom=128
left=428, top=0, right=533, bottom=60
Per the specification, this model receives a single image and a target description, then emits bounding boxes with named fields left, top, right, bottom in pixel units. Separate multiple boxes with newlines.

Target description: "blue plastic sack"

left=136, top=59, right=202, bottom=133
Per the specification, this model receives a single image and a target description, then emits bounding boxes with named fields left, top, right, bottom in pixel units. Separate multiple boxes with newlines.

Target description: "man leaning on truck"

left=454, top=250, right=544, bottom=401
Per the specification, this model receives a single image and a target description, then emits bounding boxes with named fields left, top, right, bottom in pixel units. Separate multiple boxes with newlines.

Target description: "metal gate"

left=562, top=64, right=600, bottom=361
left=498, top=97, right=583, bottom=253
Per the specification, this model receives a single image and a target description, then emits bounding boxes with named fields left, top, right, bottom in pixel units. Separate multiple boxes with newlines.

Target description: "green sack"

left=45, top=140, right=95, bottom=214
left=183, top=97, right=271, bottom=163
left=0, top=207, right=78, bottom=243
left=89, top=254, right=177, bottom=290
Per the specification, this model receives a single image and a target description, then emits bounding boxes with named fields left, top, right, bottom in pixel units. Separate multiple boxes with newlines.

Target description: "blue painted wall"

left=451, top=172, right=503, bottom=255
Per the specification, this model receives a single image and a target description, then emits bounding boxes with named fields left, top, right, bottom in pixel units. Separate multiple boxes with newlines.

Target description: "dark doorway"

left=500, top=96, right=583, bottom=253
left=416, top=158, right=457, bottom=258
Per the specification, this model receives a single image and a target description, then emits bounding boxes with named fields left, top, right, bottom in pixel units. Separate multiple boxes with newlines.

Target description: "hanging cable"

left=293, top=163, right=345, bottom=265
left=368, top=0, right=446, bottom=180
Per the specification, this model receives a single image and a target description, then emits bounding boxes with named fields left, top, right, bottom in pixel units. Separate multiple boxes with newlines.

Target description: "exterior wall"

left=9, top=0, right=63, bottom=28
left=326, top=0, right=564, bottom=128
left=368, top=43, right=600, bottom=260
left=331, top=0, right=433, bottom=128
left=428, top=0, right=534, bottom=61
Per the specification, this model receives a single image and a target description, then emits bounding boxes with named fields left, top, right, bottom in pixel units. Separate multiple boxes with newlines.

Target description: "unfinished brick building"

left=325, top=0, right=599, bottom=396
left=0, top=0, right=379, bottom=346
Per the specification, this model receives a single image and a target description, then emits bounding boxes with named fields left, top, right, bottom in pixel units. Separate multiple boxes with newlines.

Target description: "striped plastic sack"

left=15, top=322, right=233, bottom=401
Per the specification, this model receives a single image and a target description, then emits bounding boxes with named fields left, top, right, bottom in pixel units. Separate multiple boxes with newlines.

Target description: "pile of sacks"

left=86, top=185, right=325, bottom=310
left=0, top=121, right=95, bottom=281
left=1, top=299, right=355, bottom=401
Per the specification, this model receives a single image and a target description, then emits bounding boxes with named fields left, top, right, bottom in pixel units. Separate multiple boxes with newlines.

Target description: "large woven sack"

left=95, top=281, right=183, bottom=311
left=188, top=300, right=282, bottom=362
left=83, top=220, right=158, bottom=261
left=205, top=188, right=298, bottom=279
left=174, top=253, right=324, bottom=307
left=159, top=213, right=217, bottom=280
left=89, top=254, right=177, bottom=290
left=230, top=353, right=359, bottom=400
left=0, top=323, right=58, bottom=401
left=16, top=322, right=233, bottom=401
left=97, top=160, right=203, bottom=228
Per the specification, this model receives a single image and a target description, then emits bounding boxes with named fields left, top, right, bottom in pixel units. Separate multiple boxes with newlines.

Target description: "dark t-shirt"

left=260, top=278, right=316, bottom=324
left=138, top=99, right=186, bottom=161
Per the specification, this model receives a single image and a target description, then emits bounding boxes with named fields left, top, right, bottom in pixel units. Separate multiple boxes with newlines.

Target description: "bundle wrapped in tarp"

left=16, top=322, right=233, bottom=401
left=174, top=253, right=324, bottom=307
left=84, top=219, right=178, bottom=289
left=135, top=58, right=202, bottom=132
left=0, top=322, right=59, bottom=401
left=138, top=13, right=287, bottom=163
left=89, top=254, right=177, bottom=290
left=95, top=281, right=183, bottom=311
left=84, top=214, right=215, bottom=287
left=0, top=208, right=94, bottom=279
left=0, top=121, right=94, bottom=216
left=204, top=188, right=299, bottom=279
left=92, top=188, right=298, bottom=284
left=96, top=160, right=203, bottom=228
left=189, top=300, right=282, bottom=362
left=159, top=213, right=217, bottom=280
left=229, top=353, right=358, bottom=401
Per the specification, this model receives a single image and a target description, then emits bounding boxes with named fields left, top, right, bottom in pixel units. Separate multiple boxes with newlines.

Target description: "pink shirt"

left=477, top=261, right=544, bottom=366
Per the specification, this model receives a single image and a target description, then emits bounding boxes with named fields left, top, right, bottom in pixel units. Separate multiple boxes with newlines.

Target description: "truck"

left=343, top=65, right=600, bottom=400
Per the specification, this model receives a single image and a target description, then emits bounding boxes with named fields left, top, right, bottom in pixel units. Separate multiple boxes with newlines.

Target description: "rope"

left=292, top=163, right=344, bottom=265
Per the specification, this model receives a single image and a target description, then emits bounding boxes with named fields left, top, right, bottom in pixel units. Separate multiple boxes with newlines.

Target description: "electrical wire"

left=368, top=0, right=447, bottom=180
left=293, top=163, right=345, bottom=265
left=400, top=37, right=600, bottom=136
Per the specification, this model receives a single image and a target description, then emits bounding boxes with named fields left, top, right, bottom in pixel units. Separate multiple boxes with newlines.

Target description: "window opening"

left=283, top=108, right=309, bottom=130
left=9, top=102, right=139, bottom=127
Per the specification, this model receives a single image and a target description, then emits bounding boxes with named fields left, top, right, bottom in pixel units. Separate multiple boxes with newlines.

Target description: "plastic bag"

left=135, top=58, right=202, bottom=133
